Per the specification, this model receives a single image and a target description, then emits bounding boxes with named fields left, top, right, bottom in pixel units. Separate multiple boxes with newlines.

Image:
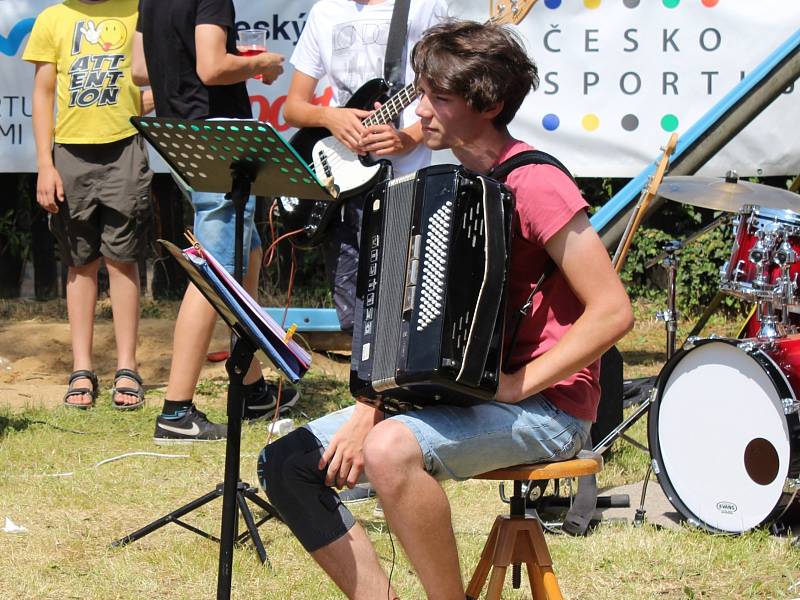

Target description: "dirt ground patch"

left=0, top=318, right=350, bottom=410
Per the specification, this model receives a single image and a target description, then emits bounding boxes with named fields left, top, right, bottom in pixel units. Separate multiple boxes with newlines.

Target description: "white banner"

left=1, top=0, right=799, bottom=176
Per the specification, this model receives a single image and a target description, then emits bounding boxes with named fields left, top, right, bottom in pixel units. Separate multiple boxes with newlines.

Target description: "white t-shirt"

left=291, top=0, right=448, bottom=176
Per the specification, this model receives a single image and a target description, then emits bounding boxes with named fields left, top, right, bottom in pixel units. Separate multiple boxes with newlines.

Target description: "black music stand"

left=113, top=117, right=332, bottom=600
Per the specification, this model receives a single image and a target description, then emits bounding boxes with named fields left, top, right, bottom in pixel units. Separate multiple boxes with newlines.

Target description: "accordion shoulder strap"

left=488, top=149, right=576, bottom=184
left=491, top=149, right=576, bottom=372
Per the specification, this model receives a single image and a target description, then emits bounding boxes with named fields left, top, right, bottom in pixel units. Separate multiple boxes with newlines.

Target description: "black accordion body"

left=350, top=164, right=514, bottom=413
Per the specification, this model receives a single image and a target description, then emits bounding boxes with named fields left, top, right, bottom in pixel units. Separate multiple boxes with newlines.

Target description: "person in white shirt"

left=283, top=0, right=448, bottom=335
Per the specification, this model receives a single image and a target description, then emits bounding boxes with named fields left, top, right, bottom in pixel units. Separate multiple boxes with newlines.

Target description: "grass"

left=0, top=302, right=798, bottom=599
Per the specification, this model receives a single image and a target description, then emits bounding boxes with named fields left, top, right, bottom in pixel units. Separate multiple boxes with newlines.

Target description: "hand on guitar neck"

left=317, top=101, right=420, bottom=159
left=318, top=106, right=371, bottom=155
left=360, top=102, right=423, bottom=158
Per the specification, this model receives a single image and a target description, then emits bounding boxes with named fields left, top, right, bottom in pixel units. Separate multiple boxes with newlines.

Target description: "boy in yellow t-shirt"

left=23, top=0, right=154, bottom=410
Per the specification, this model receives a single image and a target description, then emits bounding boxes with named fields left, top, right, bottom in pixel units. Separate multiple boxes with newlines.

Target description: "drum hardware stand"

left=655, top=240, right=681, bottom=360
left=592, top=240, right=684, bottom=526
left=635, top=241, right=684, bottom=525
left=646, top=214, right=730, bottom=342
left=593, top=240, right=683, bottom=454
left=777, top=242, right=798, bottom=326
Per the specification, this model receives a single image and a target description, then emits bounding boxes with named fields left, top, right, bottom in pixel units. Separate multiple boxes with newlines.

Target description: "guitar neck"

left=363, top=83, right=418, bottom=127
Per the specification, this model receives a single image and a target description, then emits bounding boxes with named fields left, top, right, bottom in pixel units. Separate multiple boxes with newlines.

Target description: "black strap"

left=488, top=149, right=576, bottom=184
left=490, top=149, right=576, bottom=371
left=384, top=0, right=411, bottom=97
left=502, top=263, right=555, bottom=372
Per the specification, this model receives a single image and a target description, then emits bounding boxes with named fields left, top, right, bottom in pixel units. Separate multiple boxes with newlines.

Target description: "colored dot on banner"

left=582, top=114, right=600, bottom=131
left=623, top=0, right=640, bottom=8
left=662, top=0, right=680, bottom=8
left=544, top=0, right=562, bottom=9
left=661, top=114, right=679, bottom=131
left=542, top=114, right=560, bottom=131
left=621, top=114, right=639, bottom=131
left=701, top=0, right=719, bottom=6
left=584, top=0, right=601, bottom=9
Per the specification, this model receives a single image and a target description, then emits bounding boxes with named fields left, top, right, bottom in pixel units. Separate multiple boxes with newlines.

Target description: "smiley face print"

left=80, top=19, right=127, bottom=51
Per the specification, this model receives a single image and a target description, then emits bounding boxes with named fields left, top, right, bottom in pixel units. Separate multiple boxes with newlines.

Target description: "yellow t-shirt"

left=23, top=0, right=141, bottom=144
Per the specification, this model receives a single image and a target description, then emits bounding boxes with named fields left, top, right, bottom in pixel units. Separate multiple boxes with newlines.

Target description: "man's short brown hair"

left=411, top=20, right=539, bottom=128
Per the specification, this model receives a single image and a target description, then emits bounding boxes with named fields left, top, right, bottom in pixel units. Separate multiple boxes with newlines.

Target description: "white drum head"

left=655, top=341, right=791, bottom=532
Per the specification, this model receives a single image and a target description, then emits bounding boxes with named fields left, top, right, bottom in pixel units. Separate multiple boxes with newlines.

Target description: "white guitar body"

left=312, top=136, right=385, bottom=197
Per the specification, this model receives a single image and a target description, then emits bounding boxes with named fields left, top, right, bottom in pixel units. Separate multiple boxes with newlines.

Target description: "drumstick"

left=612, top=133, right=678, bottom=274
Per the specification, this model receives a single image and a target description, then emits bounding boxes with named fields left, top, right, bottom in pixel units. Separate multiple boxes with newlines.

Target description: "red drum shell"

left=721, top=206, right=800, bottom=304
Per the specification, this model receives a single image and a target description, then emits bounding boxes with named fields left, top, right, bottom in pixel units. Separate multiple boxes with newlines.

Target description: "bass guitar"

left=277, top=78, right=416, bottom=247
left=278, top=0, right=538, bottom=247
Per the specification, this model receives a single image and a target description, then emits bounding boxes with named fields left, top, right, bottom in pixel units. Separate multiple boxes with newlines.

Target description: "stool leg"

left=486, top=565, right=507, bottom=599
left=540, top=566, right=563, bottom=600
left=529, top=562, right=547, bottom=599
left=466, top=517, right=502, bottom=599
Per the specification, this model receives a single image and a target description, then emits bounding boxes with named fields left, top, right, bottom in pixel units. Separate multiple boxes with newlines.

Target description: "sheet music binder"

left=160, top=239, right=310, bottom=383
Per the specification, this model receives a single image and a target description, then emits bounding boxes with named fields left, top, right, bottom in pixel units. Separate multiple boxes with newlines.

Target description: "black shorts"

left=51, top=134, right=152, bottom=266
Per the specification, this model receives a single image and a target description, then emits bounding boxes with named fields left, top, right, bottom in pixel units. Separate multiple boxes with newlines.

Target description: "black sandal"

left=112, top=368, right=145, bottom=410
left=63, top=370, right=98, bottom=409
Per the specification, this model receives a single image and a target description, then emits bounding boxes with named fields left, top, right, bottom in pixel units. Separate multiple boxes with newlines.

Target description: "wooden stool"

left=465, top=451, right=603, bottom=600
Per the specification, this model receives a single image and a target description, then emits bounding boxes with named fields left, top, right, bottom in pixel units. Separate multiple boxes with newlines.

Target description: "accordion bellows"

left=350, top=164, right=514, bottom=412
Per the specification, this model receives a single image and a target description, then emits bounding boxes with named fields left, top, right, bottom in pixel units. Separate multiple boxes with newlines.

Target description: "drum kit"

left=629, top=172, right=800, bottom=534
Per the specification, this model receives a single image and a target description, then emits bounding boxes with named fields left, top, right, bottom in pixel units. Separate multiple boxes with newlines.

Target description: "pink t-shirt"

left=498, top=139, right=601, bottom=422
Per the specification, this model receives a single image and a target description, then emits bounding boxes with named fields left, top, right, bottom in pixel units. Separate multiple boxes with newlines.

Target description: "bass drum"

left=648, top=337, right=800, bottom=533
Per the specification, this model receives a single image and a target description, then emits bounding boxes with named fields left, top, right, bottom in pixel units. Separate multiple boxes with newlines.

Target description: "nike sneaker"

left=153, top=405, right=227, bottom=444
left=339, top=483, right=376, bottom=504
left=242, top=380, right=300, bottom=421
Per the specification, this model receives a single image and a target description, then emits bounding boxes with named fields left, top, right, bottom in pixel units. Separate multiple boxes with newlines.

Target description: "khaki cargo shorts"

left=51, top=134, right=152, bottom=266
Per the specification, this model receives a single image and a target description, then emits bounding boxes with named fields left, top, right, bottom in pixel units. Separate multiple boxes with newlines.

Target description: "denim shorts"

left=305, top=395, right=591, bottom=482
left=191, top=191, right=261, bottom=274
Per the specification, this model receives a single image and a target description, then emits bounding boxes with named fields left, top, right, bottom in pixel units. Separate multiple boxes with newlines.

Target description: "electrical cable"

left=43, top=451, right=189, bottom=478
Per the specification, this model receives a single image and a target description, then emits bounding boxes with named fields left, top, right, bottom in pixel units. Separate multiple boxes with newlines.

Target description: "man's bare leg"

left=310, top=523, right=397, bottom=600
left=106, top=257, right=141, bottom=405
left=364, top=420, right=465, bottom=600
left=164, top=282, right=217, bottom=400
left=65, top=259, right=100, bottom=406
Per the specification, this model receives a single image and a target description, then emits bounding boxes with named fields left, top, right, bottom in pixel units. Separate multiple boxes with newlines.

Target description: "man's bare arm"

left=194, top=24, right=283, bottom=85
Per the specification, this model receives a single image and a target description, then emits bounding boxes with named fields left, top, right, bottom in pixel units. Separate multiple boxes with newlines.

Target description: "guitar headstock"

left=490, top=0, right=538, bottom=25
left=645, top=133, right=678, bottom=197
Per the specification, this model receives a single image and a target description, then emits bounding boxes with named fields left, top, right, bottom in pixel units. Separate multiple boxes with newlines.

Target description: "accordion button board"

left=350, top=164, right=514, bottom=413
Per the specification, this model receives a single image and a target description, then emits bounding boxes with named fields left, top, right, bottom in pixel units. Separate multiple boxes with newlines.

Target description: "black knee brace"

left=257, top=427, right=356, bottom=552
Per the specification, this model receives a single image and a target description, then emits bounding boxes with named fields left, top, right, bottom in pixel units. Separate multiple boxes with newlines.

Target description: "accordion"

left=350, top=164, right=514, bottom=412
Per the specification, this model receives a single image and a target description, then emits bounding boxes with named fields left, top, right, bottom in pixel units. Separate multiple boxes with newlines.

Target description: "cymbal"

left=658, top=176, right=799, bottom=213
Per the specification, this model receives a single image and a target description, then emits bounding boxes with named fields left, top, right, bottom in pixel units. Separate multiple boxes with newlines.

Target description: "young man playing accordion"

left=258, top=19, right=633, bottom=600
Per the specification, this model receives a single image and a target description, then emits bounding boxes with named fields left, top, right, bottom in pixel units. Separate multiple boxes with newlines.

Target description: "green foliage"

left=0, top=208, right=31, bottom=261
left=620, top=224, right=745, bottom=317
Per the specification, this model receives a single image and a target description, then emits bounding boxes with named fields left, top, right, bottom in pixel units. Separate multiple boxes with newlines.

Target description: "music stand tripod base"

left=110, top=336, right=279, bottom=566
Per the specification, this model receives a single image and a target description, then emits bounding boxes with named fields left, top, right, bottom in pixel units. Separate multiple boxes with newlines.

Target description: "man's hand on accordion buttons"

left=496, top=368, right=525, bottom=404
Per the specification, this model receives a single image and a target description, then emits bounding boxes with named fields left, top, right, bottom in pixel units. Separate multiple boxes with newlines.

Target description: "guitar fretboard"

left=362, top=83, right=418, bottom=127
